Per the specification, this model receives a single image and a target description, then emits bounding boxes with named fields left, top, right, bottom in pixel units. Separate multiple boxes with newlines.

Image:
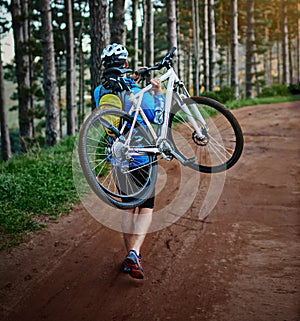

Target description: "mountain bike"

left=78, top=47, right=244, bottom=209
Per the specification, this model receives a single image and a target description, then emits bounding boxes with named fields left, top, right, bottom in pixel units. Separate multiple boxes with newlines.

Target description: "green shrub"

left=201, top=90, right=220, bottom=101
left=217, top=86, right=235, bottom=103
left=288, top=83, right=300, bottom=95
left=202, top=86, right=235, bottom=103
left=259, top=84, right=290, bottom=97
left=272, top=84, right=289, bottom=96
left=259, top=86, right=276, bottom=97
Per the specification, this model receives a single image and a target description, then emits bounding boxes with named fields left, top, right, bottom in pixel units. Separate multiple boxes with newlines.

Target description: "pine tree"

left=11, top=0, right=32, bottom=152
left=65, top=0, right=77, bottom=135
left=203, top=0, right=209, bottom=91
left=40, top=0, right=60, bottom=146
left=231, top=0, right=239, bottom=99
left=0, top=42, right=11, bottom=160
left=297, top=2, right=300, bottom=83
left=281, top=0, right=290, bottom=85
left=131, top=0, right=139, bottom=71
left=89, top=0, right=110, bottom=109
left=192, top=0, right=200, bottom=95
left=0, top=1, right=11, bottom=160
left=166, top=0, right=178, bottom=72
left=74, top=0, right=89, bottom=128
left=245, top=0, right=255, bottom=98
left=145, top=0, right=154, bottom=67
left=208, top=0, right=216, bottom=91
left=110, top=0, right=126, bottom=44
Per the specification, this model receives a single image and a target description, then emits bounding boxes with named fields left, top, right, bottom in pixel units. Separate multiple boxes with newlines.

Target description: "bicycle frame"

left=122, top=67, right=208, bottom=156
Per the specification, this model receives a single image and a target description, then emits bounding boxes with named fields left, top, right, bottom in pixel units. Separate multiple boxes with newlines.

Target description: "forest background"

left=0, top=0, right=299, bottom=160
left=0, top=0, right=299, bottom=248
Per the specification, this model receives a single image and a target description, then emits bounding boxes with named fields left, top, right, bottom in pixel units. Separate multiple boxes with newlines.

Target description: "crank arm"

left=169, top=149, right=196, bottom=166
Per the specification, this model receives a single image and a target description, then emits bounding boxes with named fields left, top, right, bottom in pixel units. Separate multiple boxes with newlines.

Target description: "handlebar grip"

left=168, top=47, right=177, bottom=57
left=134, top=68, right=148, bottom=76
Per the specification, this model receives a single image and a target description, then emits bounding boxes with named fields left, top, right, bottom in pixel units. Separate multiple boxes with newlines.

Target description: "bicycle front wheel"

left=169, top=96, right=243, bottom=173
left=78, top=108, right=158, bottom=209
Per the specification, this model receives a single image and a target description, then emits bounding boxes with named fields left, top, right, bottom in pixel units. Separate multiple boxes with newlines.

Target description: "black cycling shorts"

left=115, top=166, right=155, bottom=209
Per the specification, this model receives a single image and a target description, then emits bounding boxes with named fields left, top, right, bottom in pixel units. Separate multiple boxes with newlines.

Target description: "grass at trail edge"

left=0, top=136, right=79, bottom=250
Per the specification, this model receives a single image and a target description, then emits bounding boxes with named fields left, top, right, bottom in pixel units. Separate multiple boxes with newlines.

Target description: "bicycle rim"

left=169, top=96, right=243, bottom=173
left=78, top=109, right=158, bottom=208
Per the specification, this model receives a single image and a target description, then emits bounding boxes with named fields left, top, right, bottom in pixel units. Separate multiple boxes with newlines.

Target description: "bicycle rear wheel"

left=169, top=96, right=243, bottom=173
left=78, top=109, right=158, bottom=209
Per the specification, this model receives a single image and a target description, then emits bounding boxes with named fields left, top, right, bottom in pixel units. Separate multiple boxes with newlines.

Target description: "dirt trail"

left=0, top=102, right=299, bottom=321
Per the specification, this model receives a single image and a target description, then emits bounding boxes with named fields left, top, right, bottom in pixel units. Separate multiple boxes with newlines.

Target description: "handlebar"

left=134, top=47, right=177, bottom=77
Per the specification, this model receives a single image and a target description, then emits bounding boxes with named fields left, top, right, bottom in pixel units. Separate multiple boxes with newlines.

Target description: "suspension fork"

left=181, top=87, right=208, bottom=134
left=174, top=91, right=207, bottom=140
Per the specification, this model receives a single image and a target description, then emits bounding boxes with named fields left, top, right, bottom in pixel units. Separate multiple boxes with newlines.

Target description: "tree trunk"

left=281, top=0, right=290, bottom=85
left=11, top=0, right=32, bottom=152
left=298, top=2, right=300, bottom=83
left=276, top=40, right=281, bottom=83
left=145, top=0, right=154, bottom=67
left=231, top=0, right=239, bottom=99
left=166, top=0, right=178, bottom=72
left=268, top=48, right=273, bottom=85
left=40, top=0, right=60, bottom=146
left=57, top=56, right=63, bottom=139
left=131, top=0, right=139, bottom=71
left=76, top=3, right=87, bottom=128
left=176, top=0, right=182, bottom=79
left=0, top=44, right=12, bottom=161
left=253, top=49, right=260, bottom=96
left=203, top=0, right=209, bottom=91
left=110, top=0, right=125, bottom=44
left=245, top=0, right=255, bottom=98
left=89, top=0, right=110, bottom=109
left=65, top=0, right=76, bottom=135
left=288, top=33, right=293, bottom=85
left=264, top=13, right=271, bottom=87
left=78, top=37, right=85, bottom=128
left=208, top=0, right=216, bottom=91
left=192, top=0, right=200, bottom=95
left=142, top=0, right=147, bottom=66
left=26, top=0, right=35, bottom=138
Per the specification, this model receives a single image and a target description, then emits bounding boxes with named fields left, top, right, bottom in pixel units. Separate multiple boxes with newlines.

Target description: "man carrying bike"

left=94, top=43, right=165, bottom=279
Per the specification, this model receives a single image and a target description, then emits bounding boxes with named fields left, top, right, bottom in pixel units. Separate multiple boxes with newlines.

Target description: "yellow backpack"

left=99, top=94, right=123, bottom=136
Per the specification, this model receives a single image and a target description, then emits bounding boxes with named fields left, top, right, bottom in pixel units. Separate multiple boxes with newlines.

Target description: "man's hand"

left=150, top=78, right=163, bottom=94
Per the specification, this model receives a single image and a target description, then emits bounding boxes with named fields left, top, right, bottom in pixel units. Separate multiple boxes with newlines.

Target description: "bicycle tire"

left=169, top=96, right=243, bottom=173
left=78, top=108, right=158, bottom=209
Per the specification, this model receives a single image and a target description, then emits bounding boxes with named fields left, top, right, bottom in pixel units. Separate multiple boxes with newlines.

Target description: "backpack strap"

left=118, top=91, right=127, bottom=107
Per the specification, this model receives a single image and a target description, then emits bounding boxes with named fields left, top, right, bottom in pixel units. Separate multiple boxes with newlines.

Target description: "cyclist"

left=94, top=43, right=165, bottom=279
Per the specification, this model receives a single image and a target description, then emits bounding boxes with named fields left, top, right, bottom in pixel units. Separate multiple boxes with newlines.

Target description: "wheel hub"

left=110, top=141, right=132, bottom=173
left=112, top=141, right=128, bottom=161
left=192, top=131, right=209, bottom=146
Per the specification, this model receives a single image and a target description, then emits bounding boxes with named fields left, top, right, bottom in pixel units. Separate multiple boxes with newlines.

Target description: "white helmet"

left=101, top=43, right=128, bottom=67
